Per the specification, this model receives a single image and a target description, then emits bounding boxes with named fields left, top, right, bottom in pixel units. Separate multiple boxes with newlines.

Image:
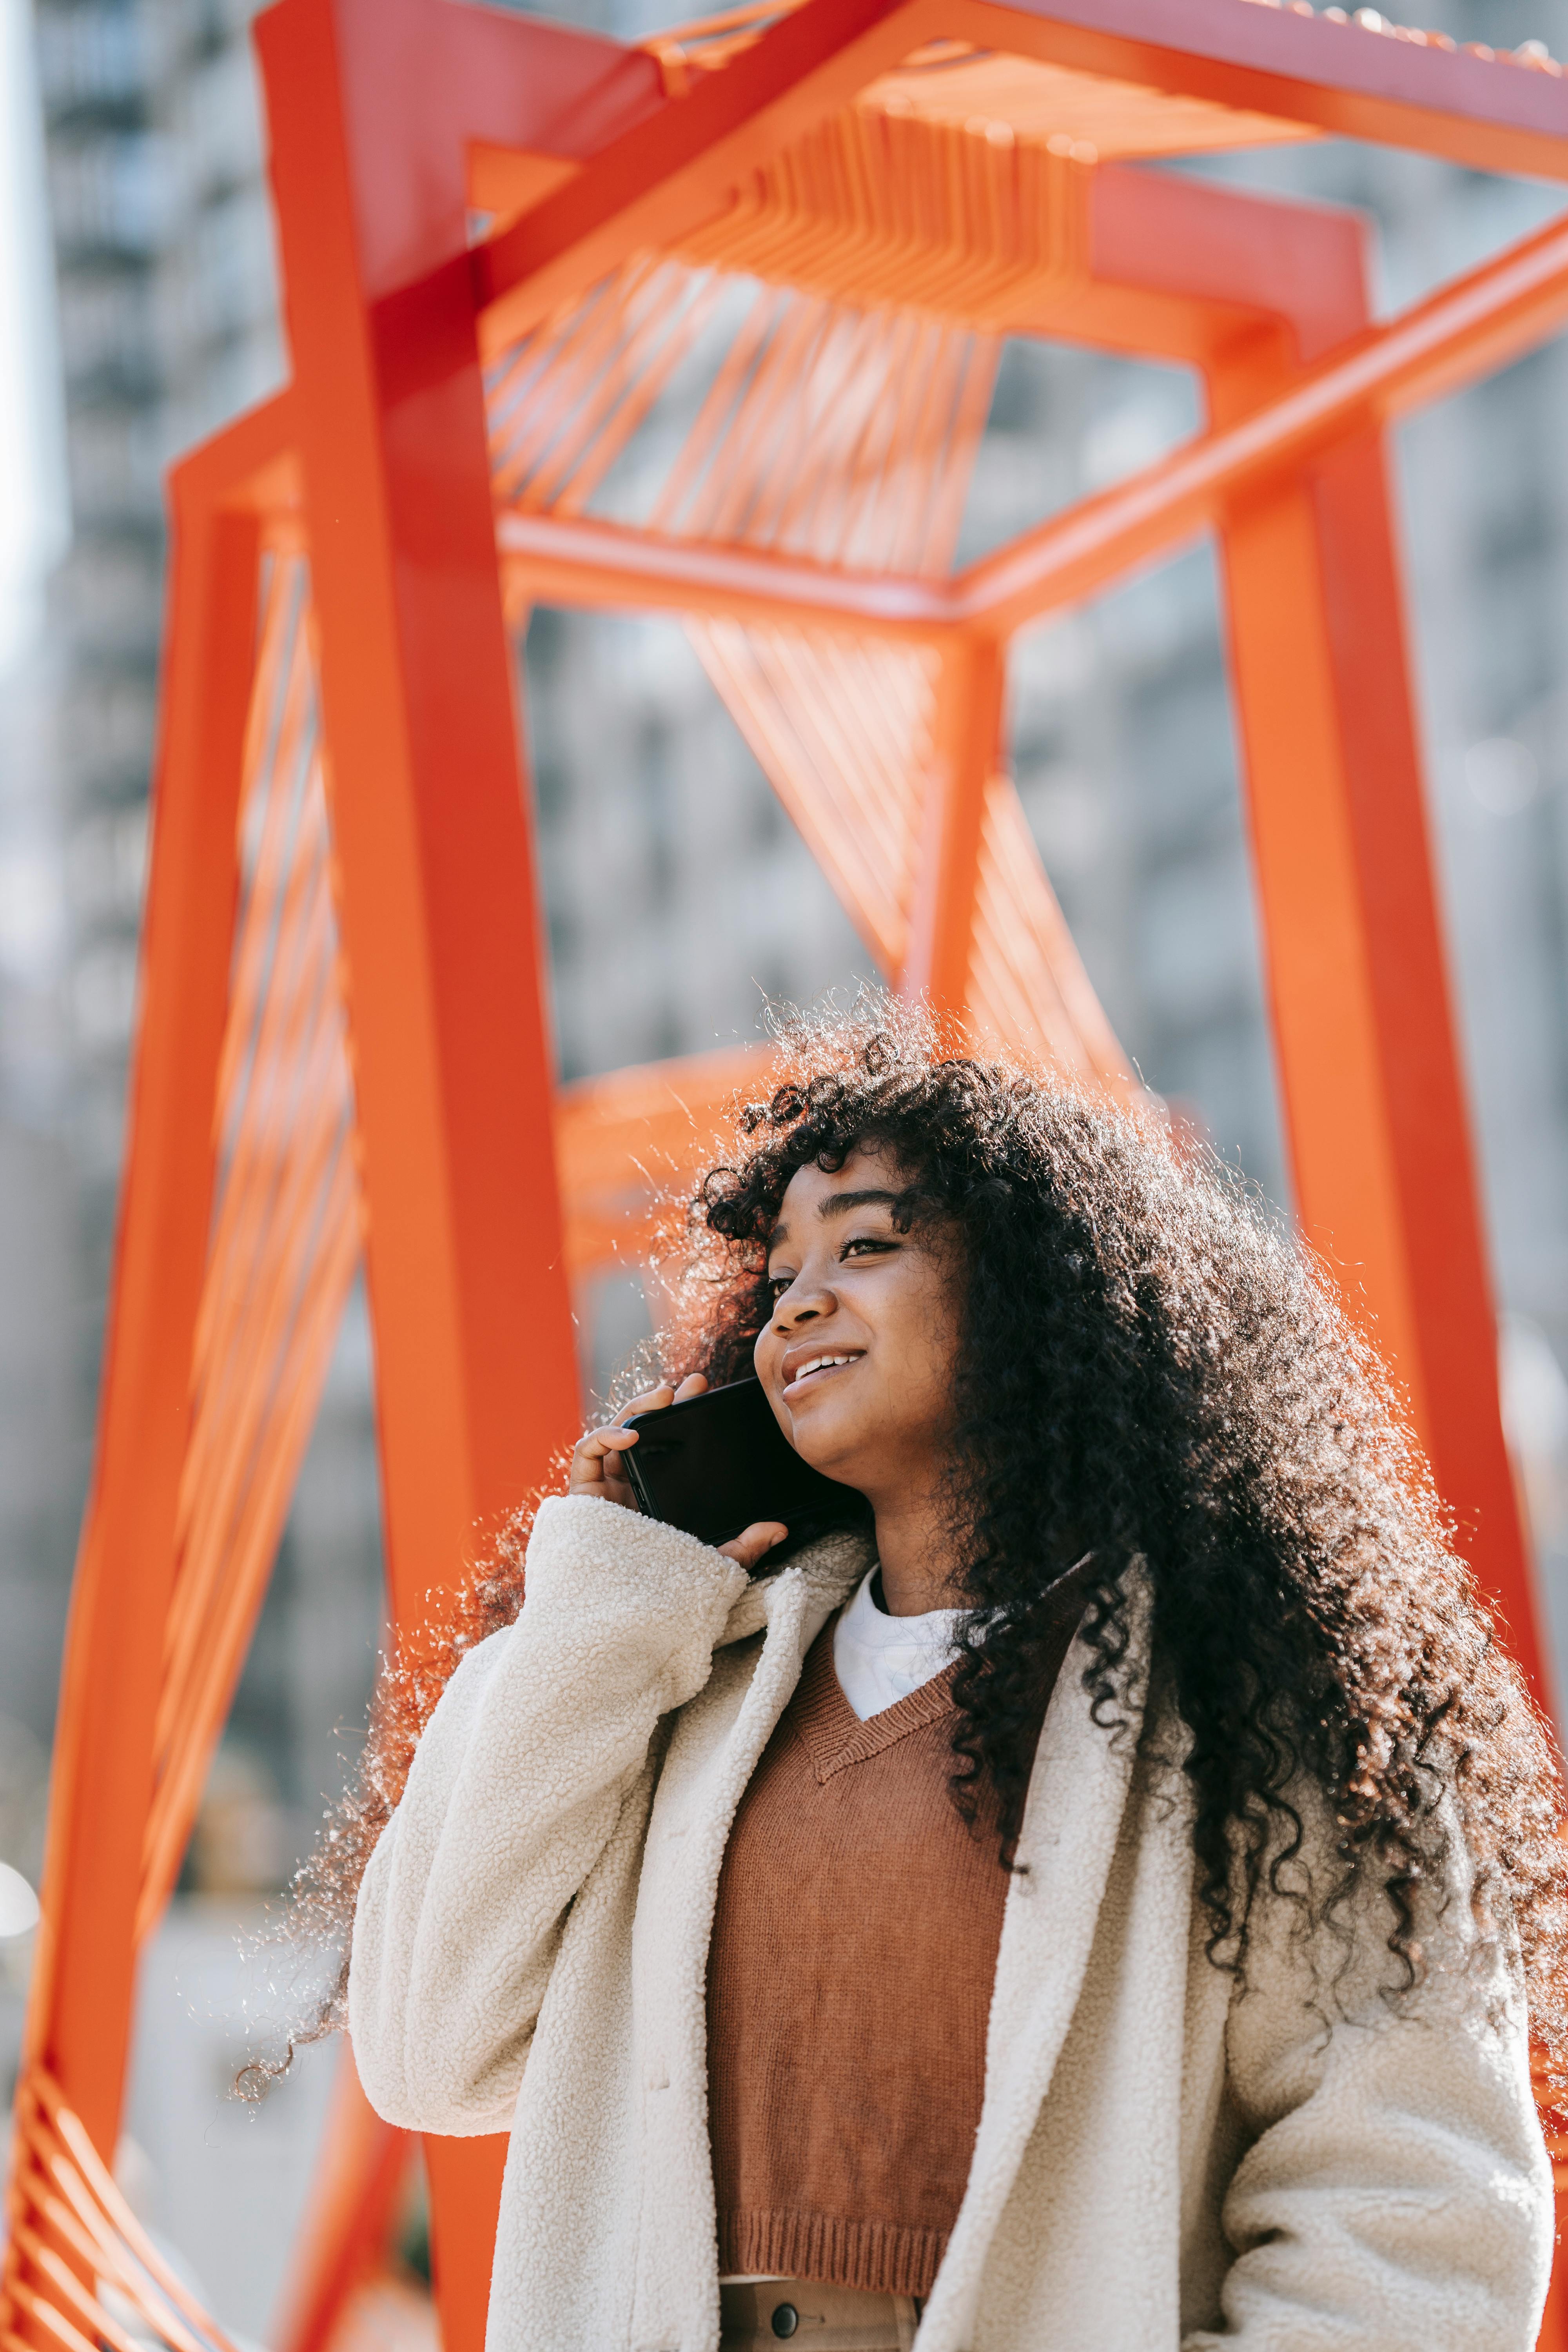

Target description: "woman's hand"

left=568, top=1378, right=693, bottom=1515
left=568, top=1374, right=788, bottom=1574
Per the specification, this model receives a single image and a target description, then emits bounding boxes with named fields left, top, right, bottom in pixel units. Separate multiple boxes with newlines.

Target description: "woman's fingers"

left=573, top=1424, right=638, bottom=1464
left=619, top=1383, right=675, bottom=1424
left=568, top=1373, right=712, bottom=1507
left=718, top=1521, right=788, bottom=1573
left=620, top=1373, right=706, bottom=1416
left=568, top=1417, right=647, bottom=1503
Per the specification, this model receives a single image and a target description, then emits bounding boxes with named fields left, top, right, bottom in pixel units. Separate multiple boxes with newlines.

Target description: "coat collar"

left=716, top=1525, right=872, bottom=1650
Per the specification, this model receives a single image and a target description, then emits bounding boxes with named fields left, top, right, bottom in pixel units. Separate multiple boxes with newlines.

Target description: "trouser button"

left=770, top=2304, right=799, bottom=2339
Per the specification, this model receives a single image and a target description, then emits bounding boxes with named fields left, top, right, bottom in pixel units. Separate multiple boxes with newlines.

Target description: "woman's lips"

left=781, top=1350, right=863, bottom=1401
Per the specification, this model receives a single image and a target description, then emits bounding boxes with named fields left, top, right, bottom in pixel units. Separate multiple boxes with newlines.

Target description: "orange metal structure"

left=6, top=3, right=1568, bottom=2350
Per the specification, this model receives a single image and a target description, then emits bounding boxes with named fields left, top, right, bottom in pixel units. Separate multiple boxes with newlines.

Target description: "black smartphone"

left=621, top=1378, right=867, bottom=1560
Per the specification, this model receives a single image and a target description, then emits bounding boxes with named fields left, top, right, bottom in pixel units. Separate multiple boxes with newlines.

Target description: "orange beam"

left=254, top=4, right=609, bottom=2343
left=554, top=1044, right=782, bottom=1274
left=956, top=203, right=1568, bottom=637
left=1221, top=426, right=1546, bottom=1708
left=659, top=0, right=1568, bottom=181
left=969, top=0, right=1568, bottom=180
left=258, top=0, right=579, bottom=1637
left=555, top=1043, right=779, bottom=1196
left=17, top=476, right=260, bottom=2158
left=1228, top=480, right=1431, bottom=1396
left=271, top=2055, right=409, bottom=2352
left=178, top=207, right=1568, bottom=692
left=472, top=0, right=1568, bottom=361
left=1205, top=237, right=1547, bottom=1718
left=1317, top=446, right=1543, bottom=1703
left=473, top=0, right=940, bottom=351
left=497, top=508, right=947, bottom=639
left=491, top=204, right=1568, bottom=651
left=1088, top=164, right=1369, bottom=371
left=901, top=641, right=1007, bottom=1014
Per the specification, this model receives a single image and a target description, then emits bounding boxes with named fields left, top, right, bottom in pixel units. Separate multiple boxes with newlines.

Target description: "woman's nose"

left=774, top=1278, right=831, bottom=1328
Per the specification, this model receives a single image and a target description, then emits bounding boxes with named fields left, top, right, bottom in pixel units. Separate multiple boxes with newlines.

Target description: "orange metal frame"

left=6, top=4, right=1568, bottom=2351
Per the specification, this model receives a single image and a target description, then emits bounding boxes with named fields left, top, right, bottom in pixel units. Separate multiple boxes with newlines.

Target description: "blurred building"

left=2, top=0, right=1568, bottom=2332
left=0, top=0, right=288, bottom=1753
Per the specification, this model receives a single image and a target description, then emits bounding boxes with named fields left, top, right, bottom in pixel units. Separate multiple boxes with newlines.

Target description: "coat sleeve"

left=347, top=1494, right=750, bottom=2136
left=1186, top=1791, right=1554, bottom=2352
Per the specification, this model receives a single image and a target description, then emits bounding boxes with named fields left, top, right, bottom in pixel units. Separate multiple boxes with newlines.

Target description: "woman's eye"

left=840, top=1236, right=894, bottom=1262
left=767, top=1273, right=793, bottom=1297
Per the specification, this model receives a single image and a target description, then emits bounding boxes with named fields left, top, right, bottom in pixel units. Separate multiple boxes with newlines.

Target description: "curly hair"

left=252, top=1005, right=1568, bottom=2091
left=673, top=1012, right=1568, bottom=2071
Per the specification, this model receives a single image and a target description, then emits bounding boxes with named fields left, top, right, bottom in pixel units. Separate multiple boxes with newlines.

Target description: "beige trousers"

left=718, top=2279, right=920, bottom=2351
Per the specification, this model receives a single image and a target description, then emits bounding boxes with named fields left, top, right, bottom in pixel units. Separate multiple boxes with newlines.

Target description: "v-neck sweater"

left=705, top=1620, right=1010, bottom=2298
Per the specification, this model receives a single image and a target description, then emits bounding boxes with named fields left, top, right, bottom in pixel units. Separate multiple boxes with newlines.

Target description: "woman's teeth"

left=793, top=1354, right=854, bottom=1382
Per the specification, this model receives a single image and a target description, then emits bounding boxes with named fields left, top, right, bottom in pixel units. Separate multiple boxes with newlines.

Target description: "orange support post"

left=255, top=2, right=596, bottom=2337
left=1212, top=294, right=1544, bottom=1705
left=256, top=0, right=581, bottom=1638
left=903, top=642, right=1007, bottom=1016
left=271, top=2055, right=412, bottom=2352
left=1309, top=439, right=1536, bottom=1673
left=22, top=480, right=259, bottom=2153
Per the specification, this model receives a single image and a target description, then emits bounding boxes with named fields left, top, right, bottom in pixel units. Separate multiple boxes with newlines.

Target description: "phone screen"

left=621, top=1379, right=867, bottom=1558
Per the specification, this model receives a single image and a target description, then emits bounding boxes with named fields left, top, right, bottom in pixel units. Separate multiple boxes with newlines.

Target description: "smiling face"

left=752, top=1145, right=964, bottom=1508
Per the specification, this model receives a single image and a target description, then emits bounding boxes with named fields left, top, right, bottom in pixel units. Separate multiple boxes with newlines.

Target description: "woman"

left=340, top=1019, right=1564, bottom=2352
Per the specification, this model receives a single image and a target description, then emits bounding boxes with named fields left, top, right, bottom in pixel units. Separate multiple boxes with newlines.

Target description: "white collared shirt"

left=831, top=1565, right=966, bottom=1722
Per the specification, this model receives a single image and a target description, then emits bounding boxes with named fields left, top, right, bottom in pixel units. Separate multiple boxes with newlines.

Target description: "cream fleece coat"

left=349, top=1495, right=1553, bottom=2352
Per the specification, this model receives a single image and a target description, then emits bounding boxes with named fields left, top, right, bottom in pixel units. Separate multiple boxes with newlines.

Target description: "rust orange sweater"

left=706, top=1608, right=1074, bottom=2298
